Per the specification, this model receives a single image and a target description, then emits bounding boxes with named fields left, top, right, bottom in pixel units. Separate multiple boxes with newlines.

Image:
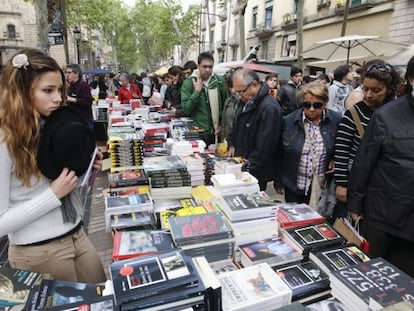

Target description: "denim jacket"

left=279, top=108, right=342, bottom=193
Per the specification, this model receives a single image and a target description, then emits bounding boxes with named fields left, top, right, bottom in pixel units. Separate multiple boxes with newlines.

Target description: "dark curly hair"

left=362, top=62, right=400, bottom=103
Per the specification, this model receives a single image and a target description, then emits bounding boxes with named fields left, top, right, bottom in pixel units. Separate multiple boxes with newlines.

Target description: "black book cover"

left=109, top=250, right=199, bottom=305
left=275, top=260, right=330, bottom=302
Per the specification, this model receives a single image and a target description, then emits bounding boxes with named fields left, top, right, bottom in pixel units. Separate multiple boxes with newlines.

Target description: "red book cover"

left=277, top=203, right=324, bottom=229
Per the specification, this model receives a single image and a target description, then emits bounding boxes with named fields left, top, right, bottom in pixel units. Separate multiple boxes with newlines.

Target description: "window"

left=209, top=30, right=215, bottom=52
left=7, top=24, right=16, bottom=39
left=252, top=6, right=258, bottom=29
left=281, top=33, right=297, bottom=57
left=264, top=0, right=273, bottom=29
left=221, top=25, right=226, bottom=42
left=261, top=40, right=269, bottom=60
left=231, top=47, right=237, bottom=61
left=351, top=0, right=363, bottom=5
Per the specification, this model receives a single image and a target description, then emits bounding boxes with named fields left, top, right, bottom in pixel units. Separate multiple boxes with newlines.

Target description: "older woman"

left=276, top=82, right=342, bottom=205
left=117, top=73, right=142, bottom=105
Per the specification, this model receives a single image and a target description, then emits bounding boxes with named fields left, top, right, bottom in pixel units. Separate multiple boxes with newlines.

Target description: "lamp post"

left=73, top=26, right=81, bottom=64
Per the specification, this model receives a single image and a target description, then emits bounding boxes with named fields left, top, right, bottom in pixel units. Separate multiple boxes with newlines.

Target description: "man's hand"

left=93, top=148, right=103, bottom=172
left=50, top=168, right=78, bottom=199
left=336, top=185, right=348, bottom=202
left=227, top=146, right=235, bottom=157
left=193, top=75, right=203, bottom=93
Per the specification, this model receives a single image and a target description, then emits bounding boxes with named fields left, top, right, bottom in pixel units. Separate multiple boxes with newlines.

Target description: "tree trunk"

left=34, top=0, right=49, bottom=53
left=296, top=0, right=304, bottom=70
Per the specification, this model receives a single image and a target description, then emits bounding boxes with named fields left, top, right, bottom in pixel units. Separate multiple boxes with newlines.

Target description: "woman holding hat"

left=0, top=48, right=106, bottom=283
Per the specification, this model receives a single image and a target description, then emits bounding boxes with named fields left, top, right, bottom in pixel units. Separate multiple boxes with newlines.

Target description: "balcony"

left=228, top=36, right=239, bottom=48
left=281, top=13, right=297, bottom=29
left=335, top=0, right=374, bottom=13
left=255, top=23, right=273, bottom=38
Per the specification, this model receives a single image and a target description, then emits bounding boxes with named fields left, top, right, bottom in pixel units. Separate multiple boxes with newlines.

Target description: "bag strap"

left=349, top=105, right=365, bottom=139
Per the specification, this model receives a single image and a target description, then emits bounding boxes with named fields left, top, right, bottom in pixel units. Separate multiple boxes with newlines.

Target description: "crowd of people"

left=0, top=46, right=414, bottom=284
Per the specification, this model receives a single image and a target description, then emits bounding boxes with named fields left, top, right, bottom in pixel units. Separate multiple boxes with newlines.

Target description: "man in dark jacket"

left=227, top=69, right=283, bottom=191
left=348, top=55, right=414, bottom=277
left=278, top=66, right=303, bottom=116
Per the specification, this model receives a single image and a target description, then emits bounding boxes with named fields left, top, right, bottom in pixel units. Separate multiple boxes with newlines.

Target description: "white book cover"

left=211, top=172, right=259, bottom=190
left=218, top=263, right=292, bottom=311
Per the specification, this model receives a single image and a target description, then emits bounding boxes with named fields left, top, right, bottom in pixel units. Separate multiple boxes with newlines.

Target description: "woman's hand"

left=227, top=146, right=235, bottom=157
left=93, top=148, right=103, bottom=172
left=349, top=212, right=363, bottom=222
left=50, top=168, right=78, bottom=199
left=326, top=160, right=335, bottom=174
left=336, top=185, right=348, bottom=202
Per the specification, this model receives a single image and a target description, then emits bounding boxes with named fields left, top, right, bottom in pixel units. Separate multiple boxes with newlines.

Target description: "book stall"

left=5, top=100, right=414, bottom=311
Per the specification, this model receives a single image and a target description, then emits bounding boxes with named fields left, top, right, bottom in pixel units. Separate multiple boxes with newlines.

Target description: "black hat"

left=37, top=106, right=95, bottom=180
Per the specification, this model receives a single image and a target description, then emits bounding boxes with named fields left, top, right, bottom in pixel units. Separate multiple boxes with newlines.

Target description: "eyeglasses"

left=302, top=101, right=324, bottom=109
left=234, top=83, right=252, bottom=95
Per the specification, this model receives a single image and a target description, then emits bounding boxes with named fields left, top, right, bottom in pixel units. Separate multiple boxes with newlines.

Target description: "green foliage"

left=66, top=0, right=198, bottom=72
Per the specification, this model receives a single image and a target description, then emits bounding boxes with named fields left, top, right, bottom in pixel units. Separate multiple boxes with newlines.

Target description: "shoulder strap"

left=349, top=105, right=365, bottom=138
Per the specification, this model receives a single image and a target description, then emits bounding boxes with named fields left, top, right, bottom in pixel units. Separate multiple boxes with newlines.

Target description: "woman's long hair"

left=0, top=48, right=66, bottom=186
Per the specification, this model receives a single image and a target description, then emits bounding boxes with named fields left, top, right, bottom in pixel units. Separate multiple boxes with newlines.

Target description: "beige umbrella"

left=154, top=66, right=170, bottom=76
left=303, top=34, right=408, bottom=64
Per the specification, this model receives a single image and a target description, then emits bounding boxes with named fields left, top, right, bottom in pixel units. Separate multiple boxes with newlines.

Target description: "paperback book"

left=277, top=203, right=324, bottom=229
left=109, top=250, right=199, bottom=305
left=275, top=260, right=331, bottom=303
left=34, top=279, right=105, bottom=310
left=218, top=263, right=292, bottom=311
left=168, top=212, right=234, bottom=247
left=309, top=243, right=370, bottom=275
left=112, top=229, right=175, bottom=261
left=239, top=237, right=303, bottom=268
left=220, top=191, right=279, bottom=221
left=105, top=193, right=153, bottom=215
left=282, top=222, right=345, bottom=256
left=108, top=169, right=149, bottom=188
left=330, top=257, right=414, bottom=311
left=47, top=294, right=116, bottom=311
left=0, top=266, right=43, bottom=306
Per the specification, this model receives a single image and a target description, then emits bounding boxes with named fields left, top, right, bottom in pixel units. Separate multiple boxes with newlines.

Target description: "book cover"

left=218, top=263, right=292, bottom=311
left=160, top=206, right=207, bottom=230
left=309, top=243, right=370, bottom=275
left=47, top=294, right=116, bottom=311
left=211, top=172, right=258, bottom=190
left=239, top=237, right=303, bottom=268
left=109, top=212, right=154, bottom=230
left=330, top=257, right=414, bottom=311
left=108, top=169, right=149, bottom=187
left=277, top=204, right=324, bottom=229
left=105, top=193, right=153, bottom=214
left=143, top=155, right=187, bottom=175
left=275, top=260, right=330, bottom=303
left=221, top=192, right=278, bottom=221
left=209, top=260, right=241, bottom=275
left=112, top=229, right=175, bottom=261
left=0, top=266, right=43, bottom=305
left=168, top=212, right=234, bottom=246
left=34, top=279, right=104, bottom=310
left=109, top=250, right=199, bottom=304
left=282, top=222, right=345, bottom=256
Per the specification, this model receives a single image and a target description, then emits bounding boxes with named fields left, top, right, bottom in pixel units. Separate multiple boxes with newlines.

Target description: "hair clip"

left=367, top=63, right=393, bottom=74
left=12, top=54, right=29, bottom=70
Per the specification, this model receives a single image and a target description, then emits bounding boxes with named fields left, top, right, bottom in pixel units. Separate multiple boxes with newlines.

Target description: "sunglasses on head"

left=302, top=101, right=324, bottom=109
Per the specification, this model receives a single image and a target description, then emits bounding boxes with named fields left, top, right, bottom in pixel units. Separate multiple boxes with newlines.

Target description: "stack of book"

left=168, top=212, right=236, bottom=263
left=169, top=118, right=205, bottom=141
left=330, top=257, right=414, bottom=310
left=108, top=133, right=145, bottom=168
left=210, top=172, right=260, bottom=196
left=166, top=139, right=206, bottom=156
left=218, top=263, right=292, bottom=311
left=281, top=221, right=345, bottom=257
left=144, top=155, right=192, bottom=200
left=214, top=191, right=279, bottom=246
left=112, top=229, right=176, bottom=261
left=108, top=168, right=150, bottom=196
left=214, top=157, right=245, bottom=175
left=309, top=243, right=370, bottom=275
left=277, top=203, right=325, bottom=230
left=275, top=260, right=331, bottom=304
left=104, top=193, right=155, bottom=231
left=25, top=279, right=107, bottom=310
left=180, top=154, right=206, bottom=186
left=109, top=249, right=206, bottom=311
left=238, top=237, right=303, bottom=269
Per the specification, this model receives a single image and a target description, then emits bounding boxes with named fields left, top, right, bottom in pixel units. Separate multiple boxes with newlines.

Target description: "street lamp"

left=73, top=26, right=81, bottom=64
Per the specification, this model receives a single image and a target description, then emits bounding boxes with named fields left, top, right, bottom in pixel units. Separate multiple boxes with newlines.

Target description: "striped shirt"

left=334, top=101, right=374, bottom=187
left=297, top=116, right=327, bottom=194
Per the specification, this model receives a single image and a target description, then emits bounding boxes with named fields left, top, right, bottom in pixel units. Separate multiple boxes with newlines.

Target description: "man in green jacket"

left=181, top=52, right=228, bottom=147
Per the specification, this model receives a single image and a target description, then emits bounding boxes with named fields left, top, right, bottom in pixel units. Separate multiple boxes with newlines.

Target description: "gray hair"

left=232, top=68, right=259, bottom=87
